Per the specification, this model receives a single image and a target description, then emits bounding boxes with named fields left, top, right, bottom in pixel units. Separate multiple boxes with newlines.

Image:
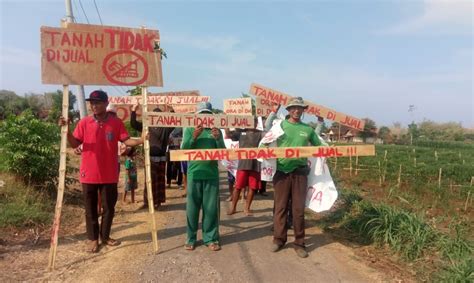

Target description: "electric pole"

left=65, top=0, right=87, bottom=118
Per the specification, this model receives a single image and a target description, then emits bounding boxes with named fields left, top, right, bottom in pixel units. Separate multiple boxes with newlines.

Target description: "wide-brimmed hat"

left=196, top=102, right=213, bottom=114
left=285, top=97, right=308, bottom=110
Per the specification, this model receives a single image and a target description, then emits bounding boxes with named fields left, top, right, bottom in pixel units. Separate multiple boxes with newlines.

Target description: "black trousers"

left=82, top=183, right=118, bottom=241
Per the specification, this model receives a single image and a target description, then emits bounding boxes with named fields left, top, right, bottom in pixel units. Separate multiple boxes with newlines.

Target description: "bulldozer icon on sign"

left=107, top=58, right=139, bottom=79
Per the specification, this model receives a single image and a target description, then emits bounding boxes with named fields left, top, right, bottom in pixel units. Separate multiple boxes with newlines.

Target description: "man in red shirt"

left=59, top=90, right=144, bottom=253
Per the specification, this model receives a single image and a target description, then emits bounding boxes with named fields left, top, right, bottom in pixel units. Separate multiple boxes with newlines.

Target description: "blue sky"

left=1, top=0, right=472, bottom=127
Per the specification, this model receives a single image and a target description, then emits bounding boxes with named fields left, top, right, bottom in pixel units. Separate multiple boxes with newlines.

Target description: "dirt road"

left=1, top=170, right=386, bottom=282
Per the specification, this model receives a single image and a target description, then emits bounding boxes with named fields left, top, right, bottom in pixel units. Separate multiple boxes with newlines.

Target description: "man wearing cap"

left=181, top=102, right=226, bottom=251
left=59, top=90, right=144, bottom=253
left=265, top=97, right=322, bottom=258
left=130, top=104, right=174, bottom=209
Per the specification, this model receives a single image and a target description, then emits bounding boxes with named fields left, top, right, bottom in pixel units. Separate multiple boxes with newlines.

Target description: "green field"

left=317, top=142, right=473, bottom=281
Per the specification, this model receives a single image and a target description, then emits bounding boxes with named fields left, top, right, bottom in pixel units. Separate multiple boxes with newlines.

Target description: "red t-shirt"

left=73, top=115, right=129, bottom=184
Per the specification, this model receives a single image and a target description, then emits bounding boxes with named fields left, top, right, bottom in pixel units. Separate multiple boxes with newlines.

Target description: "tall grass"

left=0, top=174, right=52, bottom=227
left=341, top=200, right=473, bottom=281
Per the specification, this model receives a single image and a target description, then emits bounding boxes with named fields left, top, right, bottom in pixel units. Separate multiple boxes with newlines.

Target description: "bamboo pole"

left=438, top=168, right=442, bottom=189
left=349, top=151, right=353, bottom=177
left=355, top=155, right=359, bottom=176
left=464, top=191, right=471, bottom=212
left=397, top=164, right=402, bottom=188
left=142, top=86, right=159, bottom=253
left=378, top=161, right=382, bottom=187
left=48, top=85, right=69, bottom=271
left=382, top=151, right=388, bottom=183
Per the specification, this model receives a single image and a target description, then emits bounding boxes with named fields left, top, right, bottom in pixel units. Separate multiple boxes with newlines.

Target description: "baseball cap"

left=86, top=90, right=108, bottom=102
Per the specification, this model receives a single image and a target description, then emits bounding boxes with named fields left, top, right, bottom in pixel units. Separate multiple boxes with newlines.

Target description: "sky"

left=0, top=0, right=472, bottom=128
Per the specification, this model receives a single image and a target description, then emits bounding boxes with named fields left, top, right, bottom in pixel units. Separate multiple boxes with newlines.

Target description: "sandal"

left=87, top=240, right=99, bottom=253
left=208, top=243, right=221, bottom=251
left=184, top=243, right=195, bottom=251
left=102, top=238, right=121, bottom=246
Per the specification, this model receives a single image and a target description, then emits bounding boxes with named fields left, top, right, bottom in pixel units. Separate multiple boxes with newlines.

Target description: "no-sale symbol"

left=102, top=50, right=149, bottom=85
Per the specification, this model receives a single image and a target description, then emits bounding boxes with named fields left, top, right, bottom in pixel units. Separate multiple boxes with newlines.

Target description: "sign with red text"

left=149, top=90, right=200, bottom=97
left=255, top=96, right=279, bottom=117
left=41, top=22, right=162, bottom=86
left=249, top=83, right=365, bottom=131
left=224, top=98, right=253, bottom=115
left=170, top=145, right=375, bottom=161
left=147, top=113, right=255, bottom=129
left=108, top=95, right=209, bottom=105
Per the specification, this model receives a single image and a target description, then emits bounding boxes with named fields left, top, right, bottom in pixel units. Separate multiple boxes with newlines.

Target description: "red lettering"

left=312, top=191, right=323, bottom=205
left=134, top=33, right=143, bottom=51
left=46, top=49, right=57, bottom=61
left=45, top=31, right=60, bottom=46
left=184, top=151, right=197, bottom=161
left=104, top=29, right=120, bottom=48
left=235, top=149, right=248, bottom=159
left=143, top=33, right=156, bottom=52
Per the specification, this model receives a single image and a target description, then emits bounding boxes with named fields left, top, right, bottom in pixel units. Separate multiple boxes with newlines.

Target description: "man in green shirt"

left=181, top=102, right=226, bottom=251
left=268, top=97, right=322, bottom=258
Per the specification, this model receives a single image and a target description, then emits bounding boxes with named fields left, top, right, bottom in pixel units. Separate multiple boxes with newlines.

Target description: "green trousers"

left=186, top=178, right=220, bottom=245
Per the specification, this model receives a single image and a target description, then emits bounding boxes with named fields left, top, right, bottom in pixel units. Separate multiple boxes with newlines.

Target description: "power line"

left=72, top=0, right=81, bottom=23
left=93, top=0, right=103, bottom=25
left=78, top=0, right=90, bottom=24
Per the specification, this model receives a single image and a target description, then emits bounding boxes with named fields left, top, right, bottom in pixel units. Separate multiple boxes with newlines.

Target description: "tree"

left=0, top=90, right=28, bottom=117
left=358, top=118, right=377, bottom=142
left=408, top=121, right=419, bottom=145
left=46, top=90, right=78, bottom=123
left=378, top=126, right=392, bottom=143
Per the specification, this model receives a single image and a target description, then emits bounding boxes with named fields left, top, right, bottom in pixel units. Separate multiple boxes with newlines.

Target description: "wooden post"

left=397, top=164, right=402, bottom=188
left=142, top=86, right=159, bottom=253
left=355, top=155, right=359, bottom=176
left=378, top=161, right=382, bottom=186
left=349, top=151, right=353, bottom=177
left=438, top=168, right=442, bottom=189
left=435, top=150, right=438, bottom=161
left=414, top=157, right=417, bottom=167
left=464, top=191, right=471, bottom=212
left=471, top=177, right=473, bottom=187
left=47, top=85, right=69, bottom=271
left=382, top=150, right=388, bottom=183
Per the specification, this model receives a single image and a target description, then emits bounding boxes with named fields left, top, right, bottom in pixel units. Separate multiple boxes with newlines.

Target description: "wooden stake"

left=48, top=85, right=69, bottom=271
left=378, top=161, right=382, bottom=186
left=382, top=151, right=388, bottom=183
left=349, top=151, right=353, bottom=177
left=142, top=86, right=159, bottom=254
left=464, top=191, right=471, bottom=211
left=414, top=157, right=417, bottom=167
left=435, top=150, right=438, bottom=161
left=397, top=164, right=402, bottom=188
left=438, top=168, right=442, bottom=189
left=355, top=155, right=359, bottom=176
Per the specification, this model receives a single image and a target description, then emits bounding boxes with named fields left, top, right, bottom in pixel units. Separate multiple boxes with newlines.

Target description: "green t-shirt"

left=181, top=127, right=226, bottom=180
left=276, top=119, right=321, bottom=173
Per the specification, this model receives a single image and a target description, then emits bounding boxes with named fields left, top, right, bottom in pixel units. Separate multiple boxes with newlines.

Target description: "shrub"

left=0, top=110, right=60, bottom=191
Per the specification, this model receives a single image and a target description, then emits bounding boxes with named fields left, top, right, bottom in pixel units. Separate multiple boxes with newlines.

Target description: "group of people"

left=61, top=90, right=322, bottom=258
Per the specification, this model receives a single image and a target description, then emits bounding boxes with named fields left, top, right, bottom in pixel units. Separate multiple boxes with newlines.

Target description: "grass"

left=316, top=193, right=473, bottom=281
left=0, top=173, right=52, bottom=228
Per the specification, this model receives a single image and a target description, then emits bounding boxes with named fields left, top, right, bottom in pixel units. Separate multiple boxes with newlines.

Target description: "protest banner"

left=224, top=98, right=253, bottom=115
left=108, top=95, right=210, bottom=105
left=249, top=83, right=365, bottom=131
left=255, top=96, right=279, bottom=117
left=41, top=22, right=163, bottom=86
left=147, top=113, right=255, bottom=129
left=169, top=145, right=375, bottom=161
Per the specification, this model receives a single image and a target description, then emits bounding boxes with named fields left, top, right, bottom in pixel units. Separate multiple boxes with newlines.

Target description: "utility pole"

left=65, top=0, right=87, bottom=118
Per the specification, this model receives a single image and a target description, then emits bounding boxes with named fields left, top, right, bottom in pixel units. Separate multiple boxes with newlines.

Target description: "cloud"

left=380, top=0, right=473, bottom=35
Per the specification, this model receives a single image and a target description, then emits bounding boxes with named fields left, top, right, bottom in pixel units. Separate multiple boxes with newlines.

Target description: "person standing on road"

left=130, top=104, right=175, bottom=209
left=263, top=97, right=322, bottom=258
left=59, top=90, right=144, bottom=253
left=181, top=102, right=226, bottom=251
